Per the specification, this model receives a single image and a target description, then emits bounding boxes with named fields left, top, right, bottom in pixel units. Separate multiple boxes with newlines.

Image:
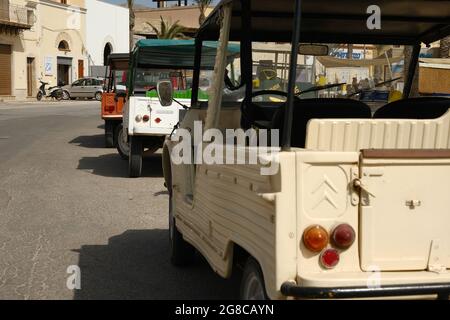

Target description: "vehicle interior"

left=105, top=53, right=130, bottom=94
left=190, top=0, right=450, bottom=149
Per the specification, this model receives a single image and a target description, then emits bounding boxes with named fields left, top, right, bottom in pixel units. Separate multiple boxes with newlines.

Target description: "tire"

left=104, top=121, right=114, bottom=148
left=169, top=191, right=195, bottom=266
left=128, top=136, right=143, bottom=178
left=55, top=90, right=63, bottom=101
left=95, top=91, right=103, bottom=101
left=62, top=90, right=70, bottom=100
left=240, top=257, right=268, bottom=300
left=115, top=124, right=129, bottom=160
left=36, top=91, right=43, bottom=101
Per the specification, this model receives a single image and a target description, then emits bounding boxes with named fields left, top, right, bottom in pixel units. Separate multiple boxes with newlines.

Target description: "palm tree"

left=128, top=0, right=135, bottom=51
left=439, top=36, right=450, bottom=58
left=194, top=0, right=212, bottom=26
left=147, top=16, right=188, bottom=39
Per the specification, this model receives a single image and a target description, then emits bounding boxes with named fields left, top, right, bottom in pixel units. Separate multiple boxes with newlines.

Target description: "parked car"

left=62, top=77, right=104, bottom=101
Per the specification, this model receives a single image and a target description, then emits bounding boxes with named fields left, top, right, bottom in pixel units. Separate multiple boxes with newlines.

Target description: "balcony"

left=0, top=3, right=33, bottom=34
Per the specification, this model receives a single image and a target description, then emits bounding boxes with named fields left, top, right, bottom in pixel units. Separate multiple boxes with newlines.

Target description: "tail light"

left=142, top=115, right=149, bottom=122
left=320, top=249, right=340, bottom=269
left=331, top=224, right=355, bottom=249
left=303, top=225, right=329, bottom=252
left=154, top=117, right=161, bottom=124
left=135, top=115, right=142, bottom=122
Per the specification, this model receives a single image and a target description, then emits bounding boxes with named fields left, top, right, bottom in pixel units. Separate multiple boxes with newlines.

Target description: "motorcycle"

left=36, top=80, right=63, bottom=101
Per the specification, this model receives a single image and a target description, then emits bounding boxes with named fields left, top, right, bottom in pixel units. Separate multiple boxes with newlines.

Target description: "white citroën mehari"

left=160, top=0, right=450, bottom=299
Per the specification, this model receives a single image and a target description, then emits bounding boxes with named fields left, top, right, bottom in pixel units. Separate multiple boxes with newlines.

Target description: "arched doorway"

left=57, top=40, right=72, bottom=86
left=103, top=43, right=113, bottom=66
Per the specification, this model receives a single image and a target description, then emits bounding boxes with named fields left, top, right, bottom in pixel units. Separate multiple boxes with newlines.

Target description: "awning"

left=57, top=56, right=72, bottom=66
left=317, top=55, right=404, bottom=68
left=419, top=58, right=450, bottom=69
left=132, top=39, right=240, bottom=70
left=107, top=53, right=130, bottom=70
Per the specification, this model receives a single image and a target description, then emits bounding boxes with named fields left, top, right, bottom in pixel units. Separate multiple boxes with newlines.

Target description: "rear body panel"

left=359, top=152, right=450, bottom=271
left=124, top=96, right=187, bottom=137
left=101, top=92, right=125, bottom=120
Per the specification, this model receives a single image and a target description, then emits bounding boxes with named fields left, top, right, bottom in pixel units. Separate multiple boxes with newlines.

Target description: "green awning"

left=132, top=39, right=240, bottom=70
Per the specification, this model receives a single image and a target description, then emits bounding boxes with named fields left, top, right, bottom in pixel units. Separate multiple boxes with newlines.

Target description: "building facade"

left=0, top=0, right=128, bottom=101
left=85, top=0, right=128, bottom=68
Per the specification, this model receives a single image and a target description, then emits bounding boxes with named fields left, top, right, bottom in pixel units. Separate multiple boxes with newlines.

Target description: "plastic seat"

left=373, top=97, right=450, bottom=119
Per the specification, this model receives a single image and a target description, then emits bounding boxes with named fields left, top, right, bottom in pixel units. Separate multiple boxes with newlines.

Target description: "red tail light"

left=154, top=117, right=161, bottom=124
left=142, top=115, right=149, bottom=122
left=331, top=224, right=355, bottom=249
left=303, top=225, right=329, bottom=252
left=320, top=249, right=340, bottom=269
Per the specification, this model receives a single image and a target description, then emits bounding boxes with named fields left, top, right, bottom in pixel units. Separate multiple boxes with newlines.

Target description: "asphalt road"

left=0, top=101, right=237, bottom=299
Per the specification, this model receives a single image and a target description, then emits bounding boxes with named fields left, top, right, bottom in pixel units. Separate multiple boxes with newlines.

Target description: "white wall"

left=85, top=0, right=129, bottom=67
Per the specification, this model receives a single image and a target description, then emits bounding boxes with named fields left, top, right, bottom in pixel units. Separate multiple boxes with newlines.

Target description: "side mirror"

left=157, top=80, right=173, bottom=106
left=299, top=44, right=329, bottom=56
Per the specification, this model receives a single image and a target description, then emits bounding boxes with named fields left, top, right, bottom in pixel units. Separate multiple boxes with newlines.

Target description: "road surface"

left=0, top=101, right=237, bottom=299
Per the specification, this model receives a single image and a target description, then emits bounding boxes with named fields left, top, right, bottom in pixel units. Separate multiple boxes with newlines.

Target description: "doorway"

left=78, top=60, right=84, bottom=78
left=0, top=44, right=12, bottom=96
left=57, top=56, right=72, bottom=86
left=103, top=43, right=112, bottom=66
left=27, top=57, right=35, bottom=97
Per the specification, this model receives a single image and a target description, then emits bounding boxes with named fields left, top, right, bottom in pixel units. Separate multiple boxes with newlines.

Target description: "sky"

left=103, top=0, right=219, bottom=9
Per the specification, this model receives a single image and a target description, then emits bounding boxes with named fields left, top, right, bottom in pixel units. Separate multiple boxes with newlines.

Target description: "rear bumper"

left=280, top=281, right=450, bottom=299
left=102, top=115, right=123, bottom=120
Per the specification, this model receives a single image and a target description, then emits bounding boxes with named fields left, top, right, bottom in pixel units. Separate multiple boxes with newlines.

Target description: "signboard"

left=44, top=57, right=53, bottom=76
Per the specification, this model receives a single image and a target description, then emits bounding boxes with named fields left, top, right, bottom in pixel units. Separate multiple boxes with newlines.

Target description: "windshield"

left=133, top=68, right=213, bottom=100
left=242, top=42, right=407, bottom=108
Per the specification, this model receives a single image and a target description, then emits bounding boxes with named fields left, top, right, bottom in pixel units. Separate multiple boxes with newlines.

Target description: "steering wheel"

left=241, top=90, right=288, bottom=129
left=296, top=83, right=346, bottom=96
left=241, top=84, right=347, bottom=129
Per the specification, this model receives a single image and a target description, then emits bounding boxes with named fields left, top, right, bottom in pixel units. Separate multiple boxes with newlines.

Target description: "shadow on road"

left=73, top=229, right=238, bottom=300
left=77, top=153, right=163, bottom=178
left=70, top=134, right=106, bottom=149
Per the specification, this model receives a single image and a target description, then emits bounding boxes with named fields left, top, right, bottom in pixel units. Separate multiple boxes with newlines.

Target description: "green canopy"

left=131, top=39, right=240, bottom=69
left=128, top=39, right=240, bottom=95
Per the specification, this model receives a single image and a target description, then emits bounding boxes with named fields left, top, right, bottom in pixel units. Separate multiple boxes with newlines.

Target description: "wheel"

left=95, top=91, right=103, bottom=101
left=115, top=124, right=129, bottom=160
left=240, top=257, right=268, bottom=300
left=104, top=121, right=114, bottom=148
left=62, top=90, right=70, bottom=100
left=55, top=90, right=63, bottom=101
left=169, top=191, right=195, bottom=266
left=128, top=136, right=143, bottom=177
left=36, top=91, right=43, bottom=101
